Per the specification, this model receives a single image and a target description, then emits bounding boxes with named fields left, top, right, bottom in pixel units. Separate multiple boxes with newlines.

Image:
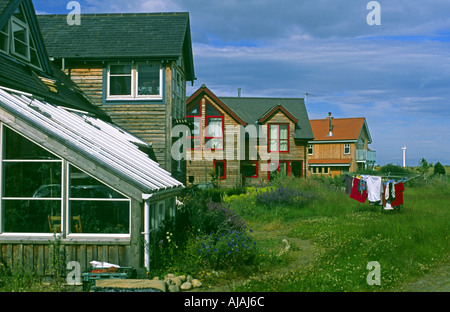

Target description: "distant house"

left=185, top=85, right=314, bottom=188
left=308, top=113, right=376, bottom=175
left=0, top=0, right=183, bottom=273
left=37, top=12, right=196, bottom=183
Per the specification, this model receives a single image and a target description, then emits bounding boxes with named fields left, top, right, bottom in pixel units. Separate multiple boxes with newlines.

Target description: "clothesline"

left=343, top=173, right=417, bottom=211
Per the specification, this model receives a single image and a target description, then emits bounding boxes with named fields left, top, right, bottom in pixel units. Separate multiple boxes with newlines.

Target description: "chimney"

left=327, top=112, right=333, bottom=137
left=238, top=88, right=241, bottom=97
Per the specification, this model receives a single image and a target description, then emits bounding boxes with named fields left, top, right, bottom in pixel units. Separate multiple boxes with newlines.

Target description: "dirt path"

left=194, top=231, right=320, bottom=292
left=394, top=263, right=450, bottom=292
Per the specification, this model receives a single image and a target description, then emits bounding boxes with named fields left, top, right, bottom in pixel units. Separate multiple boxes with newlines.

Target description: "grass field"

left=222, top=175, right=449, bottom=292
left=1, top=170, right=448, bottom=292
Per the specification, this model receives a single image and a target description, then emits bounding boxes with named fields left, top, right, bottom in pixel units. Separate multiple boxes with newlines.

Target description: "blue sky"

left=33, top=0, right=450, bottom=166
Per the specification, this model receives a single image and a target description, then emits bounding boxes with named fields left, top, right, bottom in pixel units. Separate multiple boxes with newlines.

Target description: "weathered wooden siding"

left=0, top=242, right=133, bottom=276
left=66, top=65, right=104, bottom=107
left=64, top=62, right=176, bottom=172
left=186, top=98, right=308, bottom=188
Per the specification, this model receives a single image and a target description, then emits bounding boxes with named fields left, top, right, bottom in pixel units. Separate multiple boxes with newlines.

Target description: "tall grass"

left=228, top=176, right=449, bottom=292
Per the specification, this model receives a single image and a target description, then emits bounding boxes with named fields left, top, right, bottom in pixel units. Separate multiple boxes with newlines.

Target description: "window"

left=0, top=4, right=42, bottom=69
left=1, top=126, right=62, bottom=234
left=268, top=161, right=290, bottom=181
left=214, top=160, right=226, bottom=179
left=268, top=124, right=289, bottom=153
left=107, top=63, right=162, bottom=99
left=68, top=165, right=130, bottom=234
left=0, top=125, right=131, bottom=236
left=344, top=144, right=350, bottom=155
left=308, top=144, right=313, bottom=155
left=205, top=103, right=223, bottom=150
left=242, top=161, right=258, bottom=178
left=292, top=161, right=303, bottom=178
left=172, top=66, right=186, bottom=119
left=186, top=103, right=201, bottom=150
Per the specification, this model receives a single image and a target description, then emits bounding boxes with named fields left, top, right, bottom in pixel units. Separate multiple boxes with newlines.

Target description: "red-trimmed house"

left=184, top=85, right=314, bottom=188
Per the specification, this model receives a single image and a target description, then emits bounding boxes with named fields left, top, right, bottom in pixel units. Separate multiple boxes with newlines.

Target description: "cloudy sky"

left=34, top=0, right=450, bottom=166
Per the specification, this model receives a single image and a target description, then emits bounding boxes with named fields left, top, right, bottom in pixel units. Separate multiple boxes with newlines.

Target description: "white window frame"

left=344, top=143, right=351, bottom=155
left=308, top=144, right=313, bottom=155
left=66, top=163, right=131, bottom=239
left=107, top=62, right=163, bottom=100
left=0, top=124, right=131, bottom=240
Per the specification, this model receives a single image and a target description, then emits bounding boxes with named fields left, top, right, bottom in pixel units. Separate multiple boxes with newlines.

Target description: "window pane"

left=270, top=140, right=278, bottom=152
left=279, top=162, right=288, bottom=178
left=279, top=140, right=288, bottom=152
left=3, top=162, right=62, bottom=198
left=137, top=64, right=160, bottom=96
left=270, top=125, right=278, bottom=140
left=206, top=117, right=222, bottom=137
left=242, top=162, right=257, bottom=177
left=187, top=103, right=200, bottom=115
left=4, top=200, right=61, bottom=233
left=70, top=200, right=129, bottom=234
left=206, top=103, right=221, bottom=116
left=110, top=65, right=132, bottom=75
left=215, top=162, right=225, bottom=179
left=280, top=125, right=288, bottom=140
left=110, top=76, right=132, bottom=96
left=12, top=21, right=27, bottom=43
left=3, top=126, right=59, bottom=160
left=69, top=165, right=125, bottom=199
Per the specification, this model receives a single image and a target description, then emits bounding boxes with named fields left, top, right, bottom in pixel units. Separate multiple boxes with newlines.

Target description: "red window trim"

left=204, top=103, right=224, bottom=151
left=241, top=160, right=259, bottom=178
left=214, top=160, right=227, bottom=179
left=268, top=123, right=290, bottom=153
left=267, top=160, right=291, bottom=181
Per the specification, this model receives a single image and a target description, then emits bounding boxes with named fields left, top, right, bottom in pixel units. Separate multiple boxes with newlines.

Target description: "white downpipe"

left=143, top=194, right=153, bottom=272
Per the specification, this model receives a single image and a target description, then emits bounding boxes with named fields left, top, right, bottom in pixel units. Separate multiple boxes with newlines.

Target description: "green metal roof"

left=220, top=96, right=315, bottom=140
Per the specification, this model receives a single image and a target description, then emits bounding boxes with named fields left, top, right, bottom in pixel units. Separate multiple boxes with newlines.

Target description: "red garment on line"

left=391, top=182, right=405, bottom=207
left=350, top=177, right=367, bottom=203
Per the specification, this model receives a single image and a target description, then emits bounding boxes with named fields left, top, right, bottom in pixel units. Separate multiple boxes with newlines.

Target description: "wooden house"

left=0, top=0, right=183, bottom=274
left=185, top=85, right=314, bottom=188
left=37, top=12, right=196, bottom=184
left=308, top=112, right=376, bottom=176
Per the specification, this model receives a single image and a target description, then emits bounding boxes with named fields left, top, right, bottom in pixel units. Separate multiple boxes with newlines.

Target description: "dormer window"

left=0, top=4, right=42, bottom=70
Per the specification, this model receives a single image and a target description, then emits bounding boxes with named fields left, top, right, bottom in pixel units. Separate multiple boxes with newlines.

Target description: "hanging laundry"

left=350, top=177, right=367, bottom=203
left=391, top=182, right=405, bottom=207
left=342, top=174, right=353, bottom=195
left=366, top=176, right=382, bottom=203
left=382, top=181, right=396, bottom=210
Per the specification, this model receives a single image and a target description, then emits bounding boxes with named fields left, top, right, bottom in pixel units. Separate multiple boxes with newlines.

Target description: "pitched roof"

left=310, top=117, right=371, bottom=142
left=187, top=85, right=314, bottom=140
left=0, top=0, right=109, bottom=120
left=0, top=87, right=183, bottom=198
left=37, top=12, right=196, bottom=81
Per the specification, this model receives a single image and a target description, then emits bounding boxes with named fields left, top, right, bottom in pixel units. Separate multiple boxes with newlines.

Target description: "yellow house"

left=308, top=113, right=376, bottom=176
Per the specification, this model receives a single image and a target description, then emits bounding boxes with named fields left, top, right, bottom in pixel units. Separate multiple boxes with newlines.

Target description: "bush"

left=379, top=163, right=410, bottom=176
left=195, top=229, right=258, bottom=270
left=434, top=162, right=446, bottom=175
left=254, top=184, right=320, bottom=208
